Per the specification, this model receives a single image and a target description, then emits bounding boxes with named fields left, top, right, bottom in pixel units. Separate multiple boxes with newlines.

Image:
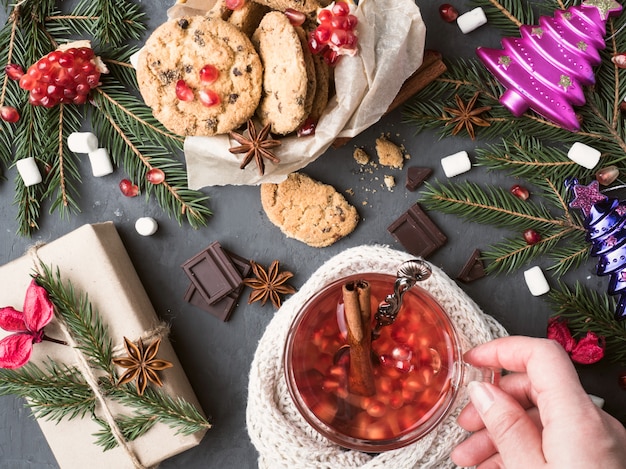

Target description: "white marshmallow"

left=567, top=142, right=601, bottom=169
left=441, top=151, right=471, bottom=177
left=68, top=132, right=98, bottom=154
left=588, top=394, right=605, bottom=409
left=16, top=157, right=42, bottom=187
left=88, top=148, right=114, bottom=177
left=523, top=266, right=550, bottom=296
left=135, top=217, right=158, bottom=236
left=457, top=7, right=488, bottom=34
left=129, top=48, right=143, bottom=69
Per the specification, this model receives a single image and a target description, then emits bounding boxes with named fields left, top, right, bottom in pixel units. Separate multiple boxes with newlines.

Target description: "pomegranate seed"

left=54, top=69, right=73, bottom=88
left=27, top=67, right=41, bottom=79
left=0, top=105, right=20, bottom=123
left=73, top=94, right=87, bottom=105
left=5, top=63, right=24, bottom=80
left=199, top=88, right=221, bottom=107
left=345, top=14, right=358, bottom=29
left=318, top=9, right=333, bottom=23
left=314, top=25, right=332, bottom=44
left=225, top=0, right=245, bottom=9
left=119, top=179, right=139, bottom=197
left=308, top=35, right=328, bottom=54
left=332, top=1, right=351, bottom=16
left=297, top=118, right=316, bottom=137
left=18, top=75, right=35, bottom=90
left=596, top=165, right=619, bottom=186
left=331, top=16, right=349, bottom=30
left=619, top=371, right=626, bottom=390
left=76, top=83, right=90, bottom=96
left=330, top=29, right=348, bottom=47
left=612, top=53, right=626, bottom=69
left=523, top=228, right=541, bottom=245
left=284, top=8, right=306, bottom=26
left=58, top=53, right=74, bottom=68
left=146, top=168, right=165, bottom=184
left=39, top=73, right=52, bottom=84
left=323, top=48, right=340, bottom=66
left=199, top=64, right=219, bottom=83
left=31, top=86, right=46, bottom=100
left=86, top=73, right=99, bottom=87
left=77, top=48, right=94, bottom=60
left=47, top=51, right=62, bottom=63
left=510, top=184, right=530, bottom=200
left=175, top=79, right=194, bottom=101
left=439, top=3, right=459, bottom=22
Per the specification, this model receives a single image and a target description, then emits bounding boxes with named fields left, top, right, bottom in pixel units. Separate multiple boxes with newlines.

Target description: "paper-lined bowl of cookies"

left=136, top=0, right=426, bottom=187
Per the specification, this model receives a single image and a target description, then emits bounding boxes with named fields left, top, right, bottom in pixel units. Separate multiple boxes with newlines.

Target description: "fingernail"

left=468, top=381, right=495, bottom=414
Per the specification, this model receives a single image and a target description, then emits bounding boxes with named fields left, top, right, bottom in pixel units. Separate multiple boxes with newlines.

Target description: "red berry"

left=314, top=24, right=333, bottom=44
left=119, top=179, right=139, bottom=197
left=225, top=0, right=245, bottom=9
left=284, top=8, right=306, bottom=26
left=199, top=64, right=219, bottom=83
left=439, top=4, right=459, bottom=22
left=199, top=89, right=221, bottom=107
left=175, top=79, right=194, bottom=101
left=510, top=184, right=530, bottom=200
left=523, top=229, right=541, bottom=245
left=5, top=63, right=24, bottom=80
left=323, top=48, right=340, bottom=66
left=0, top=105, right=20, bottom=123
left=146, top=168, right=165, bottom=184
left=308, top=35, right=328, bottom=54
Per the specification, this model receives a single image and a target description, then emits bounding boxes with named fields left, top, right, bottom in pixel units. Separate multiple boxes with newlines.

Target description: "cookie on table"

left=260, top=172, right=359, bottom=248
left=136, top=16, right=262, bottom=136
left=252, top=12, right=310, bottom=135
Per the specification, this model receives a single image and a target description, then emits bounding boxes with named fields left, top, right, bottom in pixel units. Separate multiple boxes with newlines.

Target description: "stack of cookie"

left=136, top=0, right=333, bottom=137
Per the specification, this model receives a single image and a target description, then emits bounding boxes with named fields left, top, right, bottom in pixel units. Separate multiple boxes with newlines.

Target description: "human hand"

left=450, top=336, right=626, bottom=469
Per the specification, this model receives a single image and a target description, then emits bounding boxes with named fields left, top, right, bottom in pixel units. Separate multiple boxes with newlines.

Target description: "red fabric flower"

left=547, top=317, right=605, bottom=365
left=0, top=279, right=55, bottom=369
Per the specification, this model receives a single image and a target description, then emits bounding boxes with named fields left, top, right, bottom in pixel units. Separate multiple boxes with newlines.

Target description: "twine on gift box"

left=27, top=243, right=165, bottom=469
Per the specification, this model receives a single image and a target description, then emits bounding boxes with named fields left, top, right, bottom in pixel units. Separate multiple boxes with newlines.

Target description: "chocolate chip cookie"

left=136, top=15, right=262, bottom=136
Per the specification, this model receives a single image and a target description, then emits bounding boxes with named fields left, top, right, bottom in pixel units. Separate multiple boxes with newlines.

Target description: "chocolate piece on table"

left=387, top=203, right=447, bottom=258
left=405, top=166, right=432, bottom=191
left=456, top=249, right=486, bottom=283
left=181, top=241, right=243, bottom=306
left=184, top=249, right=252, bottom=321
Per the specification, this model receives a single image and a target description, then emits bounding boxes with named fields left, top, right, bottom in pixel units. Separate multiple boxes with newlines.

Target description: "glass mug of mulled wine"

left=284, top=270, right=499, bottom=452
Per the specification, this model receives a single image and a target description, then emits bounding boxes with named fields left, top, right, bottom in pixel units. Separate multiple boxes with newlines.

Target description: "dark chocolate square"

left=181, top=241, right=243, bottom=306
left=387, top=203, right=447, bottom=258
left=405, top=166, right=432, bottom=191
left=456, top=249, right=486, bottom=283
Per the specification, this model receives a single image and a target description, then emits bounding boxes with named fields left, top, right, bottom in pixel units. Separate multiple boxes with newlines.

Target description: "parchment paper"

left=169, top=0, right=426, bottom=188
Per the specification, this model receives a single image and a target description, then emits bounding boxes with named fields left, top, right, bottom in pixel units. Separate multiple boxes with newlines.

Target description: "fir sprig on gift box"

left=0, top=262, right=211, bottom=448
left=0, top=0, right=211, bottom=235
left=403, top=0, right=626, bottom=359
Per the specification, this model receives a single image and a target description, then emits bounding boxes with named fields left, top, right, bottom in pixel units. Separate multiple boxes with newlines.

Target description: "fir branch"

left=92, top=414, right=157, bottom=451
left=549, top=282, right=626, bottom=363
left=0, top=360, right=94, bottom=423
left=35, top=263, right=115, bottom=376
left=109, top=384, right=211, bottom=436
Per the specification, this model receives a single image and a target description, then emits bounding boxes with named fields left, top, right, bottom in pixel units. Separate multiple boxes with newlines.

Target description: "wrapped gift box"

left=0, top=222, right=208, bottom=468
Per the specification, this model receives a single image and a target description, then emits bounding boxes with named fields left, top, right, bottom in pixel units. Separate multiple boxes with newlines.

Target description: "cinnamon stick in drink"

left=342, top=280, right=376, bottom=396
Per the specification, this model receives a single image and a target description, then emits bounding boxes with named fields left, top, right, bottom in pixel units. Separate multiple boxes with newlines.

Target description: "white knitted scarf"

left=246, top=245, right=508, bottom=468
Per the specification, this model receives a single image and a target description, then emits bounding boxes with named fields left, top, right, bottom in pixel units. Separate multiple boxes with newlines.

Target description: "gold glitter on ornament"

left=531, top=27, right=544, bottom=37
left=559, top=75, right=573, bottom=90
left=498, top=55, right=512, bottom=69
left=582, top=0, right=622, bottom=19
left=577, top=41, right=588, bottom=51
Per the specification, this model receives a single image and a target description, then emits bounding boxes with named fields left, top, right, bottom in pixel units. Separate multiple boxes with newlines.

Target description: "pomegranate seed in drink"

left=199, top=64, right=219, bottom=83
left=199, top=89, right=221, bottom=107
left=285, top=8, right=306, bottom=26
left=0, top=105, right=20, bottom=123
left=175, top=80, right=194, bottom=101
left=5, top=63, right=24, bottom=80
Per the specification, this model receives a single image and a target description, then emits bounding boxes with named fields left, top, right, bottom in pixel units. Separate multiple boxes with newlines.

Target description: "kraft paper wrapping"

left=0, top=223, right=207, bottom=468
left=170, top=0, right=427, bottom=187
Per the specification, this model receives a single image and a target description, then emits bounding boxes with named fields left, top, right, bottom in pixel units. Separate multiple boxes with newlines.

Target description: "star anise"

left=228, top=120, right=281, bottom=176
left=112, top=336, right=173, bottom=396
left=242, top=260, right=296, bottom=309
left=442, top=92, right=491, bottom=140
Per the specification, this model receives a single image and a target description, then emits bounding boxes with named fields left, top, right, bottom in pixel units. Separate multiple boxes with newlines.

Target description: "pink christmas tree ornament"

left=477, top=0, right=623, bottom=131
